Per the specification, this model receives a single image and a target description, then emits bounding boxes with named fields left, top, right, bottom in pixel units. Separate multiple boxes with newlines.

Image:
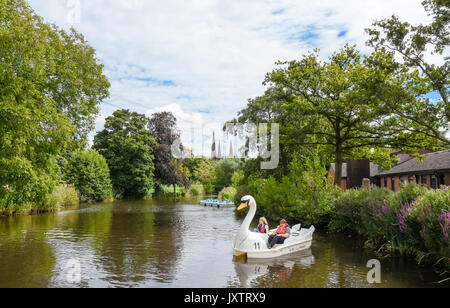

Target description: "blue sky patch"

left=288, top=26, right=320, bottom=43
left=197, top=109, right=212, bottom=114
left=338, top=30, right=348, bottom=38
left=128, top=77, right=177, bottom=87
left=272, top=9, right=285, bottom=15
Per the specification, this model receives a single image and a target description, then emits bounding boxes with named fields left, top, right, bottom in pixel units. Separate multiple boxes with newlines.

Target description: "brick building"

left=329, top=150, right=450, bottom=191
left=376, top=150, right=450, bottom=191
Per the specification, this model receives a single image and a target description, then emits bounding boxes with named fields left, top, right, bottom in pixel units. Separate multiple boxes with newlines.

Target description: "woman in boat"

left=254, top=217, right=269, bottom=234
left=268, top=219, right=291, bottom=249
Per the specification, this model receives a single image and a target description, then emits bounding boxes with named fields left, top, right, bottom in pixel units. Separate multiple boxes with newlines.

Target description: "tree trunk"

left=155, top=184, right=162, bottom=195
left=173, top=184, right=177, bottom=200
left=335, top=143, right=343, bottom=188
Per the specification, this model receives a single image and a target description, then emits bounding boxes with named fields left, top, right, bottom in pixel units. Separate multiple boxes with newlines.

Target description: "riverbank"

left=0, top=183, right=210, bottom=218
left=0, top=186, right=80, bottom=218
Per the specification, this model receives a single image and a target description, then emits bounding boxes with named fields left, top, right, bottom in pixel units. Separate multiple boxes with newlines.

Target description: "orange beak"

left=237, top=202, right=248, bottom=211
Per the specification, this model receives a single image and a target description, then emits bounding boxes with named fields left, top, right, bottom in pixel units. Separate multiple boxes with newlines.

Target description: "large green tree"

left=64, top=150, right=113, bottom=202
left=265, top=45, right=400, bottom=184
left=366, top=0, right=449, bottom=147
left=148, top=112, right=189, bottom=195
left=93, top=110, right=156, bottom=198
left=0, top=0, right=109, bottom=209
left=214, top=159, right=241, bottom=191
left=183, top=157, right=216, bottom=193
left=229, top=86, right=329, bottom=180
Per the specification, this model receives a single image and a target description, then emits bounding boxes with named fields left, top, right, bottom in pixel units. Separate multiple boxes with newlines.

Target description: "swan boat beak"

left=237, top=201, right=248, bottom=211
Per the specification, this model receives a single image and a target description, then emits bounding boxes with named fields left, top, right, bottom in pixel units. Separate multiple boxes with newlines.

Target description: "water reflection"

left=0, top=198, right=445, bottom=288
left=234, top=249, right=315, bottom=288
left=0, top=215, right=56, bottom=288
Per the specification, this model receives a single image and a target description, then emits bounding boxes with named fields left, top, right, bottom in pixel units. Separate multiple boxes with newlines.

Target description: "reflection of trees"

left=65, top=200, right=184, bottom=286
left=0, top=216, right=56, bottom=288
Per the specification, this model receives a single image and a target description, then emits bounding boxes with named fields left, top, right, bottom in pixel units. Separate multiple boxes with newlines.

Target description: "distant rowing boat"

left=200, top=199, right=235, bottom=208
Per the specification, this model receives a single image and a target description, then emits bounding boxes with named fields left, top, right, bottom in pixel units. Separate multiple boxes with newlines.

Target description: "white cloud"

left=26, top=0, right=440, bottom=154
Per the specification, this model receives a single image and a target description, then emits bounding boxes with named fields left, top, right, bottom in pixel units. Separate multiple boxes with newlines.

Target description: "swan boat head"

left=233, top=195, right=268, bottom=257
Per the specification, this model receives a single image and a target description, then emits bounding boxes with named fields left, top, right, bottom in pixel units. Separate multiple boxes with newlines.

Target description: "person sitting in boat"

left=254, top=217, right=269, bottom=234
left=268, top=219, right=291, bottom=249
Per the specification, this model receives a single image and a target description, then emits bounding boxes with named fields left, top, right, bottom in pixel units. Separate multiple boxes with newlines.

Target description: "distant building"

left=217, top=141, right=222, bottom=159
left=211, top=132, right=225, bottom=160
left=228, top=141, right=234, bottom=158
left=211, top=132, right=217, bottom=160
left=376, top=150, right=450, bottom=191
left=328, top=150, right=450, bottom=191
left=328, top=163, right=347, bottom=190
left=211, top=132, right=236, bottom=160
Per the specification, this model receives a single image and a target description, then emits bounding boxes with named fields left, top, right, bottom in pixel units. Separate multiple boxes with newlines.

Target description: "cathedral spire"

left=228, top=141, right=234, bottom=158
left=211, top=132, right=216, bottom=159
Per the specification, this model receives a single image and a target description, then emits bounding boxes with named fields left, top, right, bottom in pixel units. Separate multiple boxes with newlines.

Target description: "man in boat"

left=268, top=219, right=291, bottom=249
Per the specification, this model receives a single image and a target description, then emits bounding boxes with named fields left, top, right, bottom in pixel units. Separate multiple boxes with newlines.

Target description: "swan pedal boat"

left=233, top=195, right=315, bottom=259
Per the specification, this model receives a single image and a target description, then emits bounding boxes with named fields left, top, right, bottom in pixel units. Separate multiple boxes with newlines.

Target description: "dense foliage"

left=214, top=159, right=241, bottom=191
left=93, top=110, right=156, bottom=198
left=330, top=184, right=449, bottom=270
left=149, top=112, right=189, bottom=194
left=64, top=150, right=113, bottom=202
left=0, top=0, right=109, bottom=212
left=218, top=187, right=238, bottom=201
left=235, top=157, right=340, bottom=226
left=366, top=0, right=449, bottom=147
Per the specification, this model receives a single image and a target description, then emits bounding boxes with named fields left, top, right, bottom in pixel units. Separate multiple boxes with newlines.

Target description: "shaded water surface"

left=0, top=198, right=445, bottom=288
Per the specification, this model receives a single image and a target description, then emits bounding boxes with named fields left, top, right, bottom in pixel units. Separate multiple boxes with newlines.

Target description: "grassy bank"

left=0, top=186, right=79, bottom=217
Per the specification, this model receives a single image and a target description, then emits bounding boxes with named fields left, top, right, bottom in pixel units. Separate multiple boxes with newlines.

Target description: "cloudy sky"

left=27, top=0, right=433, bottom=156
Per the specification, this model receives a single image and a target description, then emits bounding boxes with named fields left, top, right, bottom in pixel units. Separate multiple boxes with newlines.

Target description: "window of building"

left=391, top=177, right=395, bottom=191
left=439, top=174, right=445, bottom=187
left=415, top=175, right=420, bottom=184
left=384, top=177, right=387, bottom=188
left=431, top=175, right=437, bottom=190
left=408, top=176, right=414, bottom=183
left=422, top=175, right=427, bottom=186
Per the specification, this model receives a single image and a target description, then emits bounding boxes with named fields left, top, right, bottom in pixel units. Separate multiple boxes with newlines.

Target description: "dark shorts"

left=268, top=234, right=287, bottom=247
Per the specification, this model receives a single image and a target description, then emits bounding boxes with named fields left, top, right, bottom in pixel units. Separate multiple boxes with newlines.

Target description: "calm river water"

left=0, top=197, right=445, bottom=288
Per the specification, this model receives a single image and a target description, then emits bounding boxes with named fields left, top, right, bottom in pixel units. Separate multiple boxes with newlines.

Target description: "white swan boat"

left=233, top=195, right=315, bottom=259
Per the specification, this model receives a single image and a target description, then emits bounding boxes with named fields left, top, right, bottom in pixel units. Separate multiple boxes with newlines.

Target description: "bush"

left=409, top=189, right=450, bottom=259
left=214, top=159, right=241, bottom=191
left=330, top=184, right=450, bottom=270
left=64, top=150, right=113, bottom=202
left=41, top=186, right=79, bottom=211
left=153, top=185, right=187, bottom=198
left=188, top=183, right=205, bottom=196
left=218, top=187, right=237, bottom=201
left=231, top=170, right=245, bottom=188
left=237, top=157, right=339, bottom=226
left=329, top=187, right=393, bottom=239
left=391, top=183, right=427, bottom=206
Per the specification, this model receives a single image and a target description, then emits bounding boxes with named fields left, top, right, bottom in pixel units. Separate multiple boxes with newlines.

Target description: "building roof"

left=330, top=163, right=347, bottom=178
left=377, top=150, right=450, bottom=176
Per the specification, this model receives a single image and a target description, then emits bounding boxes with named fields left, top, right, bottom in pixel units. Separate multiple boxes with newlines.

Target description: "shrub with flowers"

left=330, top=184, right=450, bottom=269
